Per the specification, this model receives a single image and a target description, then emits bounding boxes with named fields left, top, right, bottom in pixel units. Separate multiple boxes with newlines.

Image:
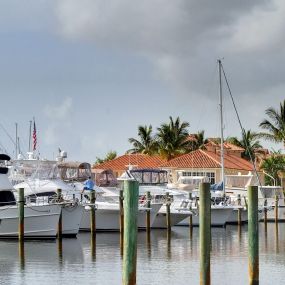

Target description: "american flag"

left=33, top=120, right=37, bottom=151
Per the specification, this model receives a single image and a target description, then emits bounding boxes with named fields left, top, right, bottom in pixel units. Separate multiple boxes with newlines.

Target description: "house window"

left=181, top=171, right=215, bottom=184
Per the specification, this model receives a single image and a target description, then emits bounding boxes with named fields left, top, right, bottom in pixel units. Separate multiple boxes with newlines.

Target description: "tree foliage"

left=259, top=100, right=285, bottom=146
left=260, top=150, right=285, bottom=185
left=94, top=150, right=117, bottom=166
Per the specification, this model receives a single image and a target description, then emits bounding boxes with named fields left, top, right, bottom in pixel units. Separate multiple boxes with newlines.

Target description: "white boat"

left=80, top=200, right=162, bottom=231
left=118, top=169, right=192, bottom=228
left=13, top=179, right=84, bottom=237
left=58, top=163, right=163, bottom=231
left=0, top=154, right=61, bottom=238
left=11, top=158, right=84, bottom=237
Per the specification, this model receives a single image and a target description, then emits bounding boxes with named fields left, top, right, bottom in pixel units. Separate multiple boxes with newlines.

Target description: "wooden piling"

left=248, top=186, right=259, bottom=285
left=146, top=191, right=151, bottom=233
left=189, top=192, right=193, bottom=229
left=57, top=189, right=62, bottom=239
left=166, top=192, right=171, bottom=232
left=122, top=180, right=139, bottom=285
left=275, top=195, right=279, bottom=224
left=18, top=188, right=25, bottom=241
left=199, top=182, right=211, bottom=285
left=119, top=189, right=124, bottom=255
left=237, top=194, right=241, bottom=226
left=18, top=240, right=25, bottom=270
left=90, top=190, right=96, bottom=236
left=264, top=199, right=267, bottom=230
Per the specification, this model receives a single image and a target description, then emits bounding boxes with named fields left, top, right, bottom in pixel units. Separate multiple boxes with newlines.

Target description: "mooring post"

left=199, top=182, right=211, bottom=285
left=57, top=189, right=62, bottom=239
left=119, top=189, right=124, bottom=255
left=146, top=191, right=151, bottom=233
left=122, top=179, right=139, bottom=285
left=248, top=186, right=259, bottom=285
left=264, top=199, right=267, bottom=230
left=90, top=190, right=96, bottom=236
left=18, top=188, right=25, bottom=241
left=237, top=194, right=241, bottom=226
left=275, top=195, right=279, bottom=224
left=244, top=196, right=248, bottom=210
left=188, top=192, right=193, bottom=229
left=166, top=192, right=171, bottom=232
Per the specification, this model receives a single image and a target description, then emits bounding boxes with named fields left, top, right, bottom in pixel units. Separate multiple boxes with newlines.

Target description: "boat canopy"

left=225, top=173, right=258, bottom=188
left=58, top=162, right=92, bottom=182
left=92, top=169, right=118, bottom=187
left=129, top=169, right=168, bottom=185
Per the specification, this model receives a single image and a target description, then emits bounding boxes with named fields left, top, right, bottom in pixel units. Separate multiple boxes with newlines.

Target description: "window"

left=181, top=171, right=215, bottom=184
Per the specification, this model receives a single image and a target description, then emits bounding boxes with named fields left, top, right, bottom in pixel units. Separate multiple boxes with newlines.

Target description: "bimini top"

left=126, top=168, right=168, bottom=185
left=58, top=161, right=92, bottom=182
left=92, top=169, right=118, bottom=187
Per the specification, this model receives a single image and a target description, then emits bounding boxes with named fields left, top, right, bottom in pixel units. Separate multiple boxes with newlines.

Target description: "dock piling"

left=57, top=189, right=62, bottom=239
left=90, top=190, right=96, bottom=237
left=264, top=199, right=267, bottom=231
left=18, top=188, right=25, bottom=241
left=248, top=186, right=259, bottom=285
left=146, top=191, right=151, bottom=234
left=122, top=180, right=139, bottom=285
left=119, top=189, right=124, bottom=255
left=188, top=192, right=193, bottom=229
left=237, top=194, right=241, bottom=226
left=199, top=182, right=211, bottom=285
left=275, top=195, right=279, bottom=224
left=166, top=192, right=171, bottom=232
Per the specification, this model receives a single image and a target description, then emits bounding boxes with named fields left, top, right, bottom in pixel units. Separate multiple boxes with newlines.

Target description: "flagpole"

left=15, top=122, right=18, bottom=159
left=28, top=120, right=32, bottom=152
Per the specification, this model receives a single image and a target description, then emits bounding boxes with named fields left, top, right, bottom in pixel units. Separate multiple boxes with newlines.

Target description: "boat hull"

left=80, top=202, right=162, bottom=231
left=0, top=204, right=61, bottom=238
left=62, top=203, right=84, bottom=236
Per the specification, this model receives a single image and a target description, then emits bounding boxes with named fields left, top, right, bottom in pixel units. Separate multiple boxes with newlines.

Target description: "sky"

left=0, top=0, right=284, bottom=162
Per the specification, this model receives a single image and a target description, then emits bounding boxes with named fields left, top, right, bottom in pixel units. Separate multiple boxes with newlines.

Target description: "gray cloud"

left=54, top=0, right=285, bottom=99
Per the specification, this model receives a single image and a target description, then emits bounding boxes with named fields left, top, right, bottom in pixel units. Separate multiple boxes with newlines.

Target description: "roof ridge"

left=200, top=149, right=221, bottom=166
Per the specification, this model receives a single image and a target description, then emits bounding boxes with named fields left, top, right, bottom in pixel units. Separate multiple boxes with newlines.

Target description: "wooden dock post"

left=275, top=195, right=279, bottom=224
left=18, top=240, right=25, bottom=270
left=166, top=192, right=171, bottom=232
left=146, top=191, right=151, bottom=233
left=119, top=189, right=124, bottom=255
left=248, top=186, right=259, bottom=285
left=264, top=199, right=267, bottom=231
left=90, top=190, right=96, bottom=237
left=237, top=194, right=241, bottom=226
left=188, top=192, right=193, bottom=229
left=57, top=189, right=62, bottom=239
left=18, top=188, right=25, bottom=241
left=122, top=180, right=139, bottom=285
left=199, top=182, right=211, bottom=285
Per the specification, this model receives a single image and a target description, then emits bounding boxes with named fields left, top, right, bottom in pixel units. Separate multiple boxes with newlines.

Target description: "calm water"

left=0, top=223, right=284, bottom=284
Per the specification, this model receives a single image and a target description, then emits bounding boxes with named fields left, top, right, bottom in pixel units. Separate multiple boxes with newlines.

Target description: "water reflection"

left=0, top=224, right=284, bottom=284
left=18, top=241, right=25, bottom=271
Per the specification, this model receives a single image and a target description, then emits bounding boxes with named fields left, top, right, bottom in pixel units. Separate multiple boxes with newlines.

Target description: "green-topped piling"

left=90, top=190, right=96, bottom=236
left=146, top=191, right=151, bottom=234
left=122, top=180, right=139, bottom=285
left=57, top=189, right=62, bottom=239
left=18, top=188, right=25, bottom=241
left=119, top=189, right=124, bottom=255
left=199, top=182, right=211, bottom=285
left=248, top=186, right=259, bottom=285
left=166, top=192, right=171, bottom=232
left=275, top=195, right=279, bottom=224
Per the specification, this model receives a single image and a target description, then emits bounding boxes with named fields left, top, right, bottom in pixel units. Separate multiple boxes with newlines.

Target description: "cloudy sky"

left=0, top=0, right=284, bottom=162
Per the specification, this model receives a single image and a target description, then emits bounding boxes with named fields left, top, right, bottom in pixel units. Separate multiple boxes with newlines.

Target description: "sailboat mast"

left=15, top=122, right=18, bottom=159
left=218, top=59, right=225, bottom=195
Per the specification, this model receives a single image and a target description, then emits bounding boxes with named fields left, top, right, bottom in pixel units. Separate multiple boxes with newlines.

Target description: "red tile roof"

left=93, top=154, right=165, bottom=171
left=161, top=149, right=254, bottom=171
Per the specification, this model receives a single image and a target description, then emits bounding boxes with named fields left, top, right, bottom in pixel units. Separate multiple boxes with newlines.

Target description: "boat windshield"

left=259, top=186, right=284, bottom=199
left=130, top=169, right=168, bottom=185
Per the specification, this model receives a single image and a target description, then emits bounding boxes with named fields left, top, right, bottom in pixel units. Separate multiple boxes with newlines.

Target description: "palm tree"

left=127, top=125, right=158, bottom=155
left=259, top=100, right=285, bottom=146
left=156, top=116, right=191, bottom=160
left=260, top=151, right=285, bottom=185
left=94, top=150, right=117, bottom=166
left=226, top=130, right=262, bottom=161
left=189, top=130, right=208, bottom=151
